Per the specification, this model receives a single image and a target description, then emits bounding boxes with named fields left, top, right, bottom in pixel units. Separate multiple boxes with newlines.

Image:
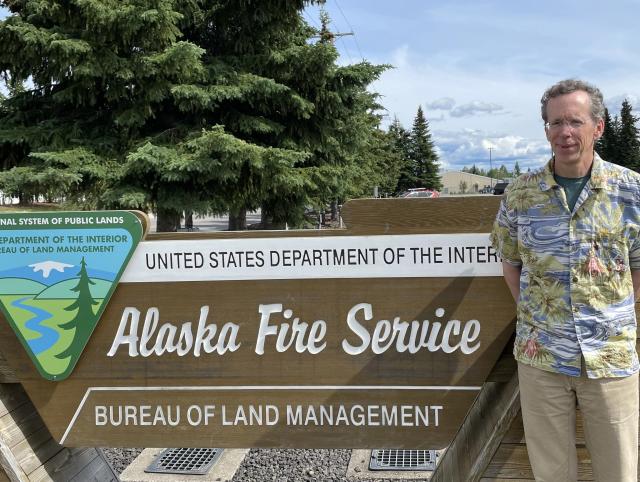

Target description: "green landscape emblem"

left=0, top=211, right=143, bottom=380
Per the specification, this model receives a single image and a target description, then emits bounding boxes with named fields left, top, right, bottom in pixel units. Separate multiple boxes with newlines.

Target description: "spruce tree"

left=349, top=128, right=403, bottom=198
left=617, top=99, right=640, bottom=170
left=0, top=1, right=388, bottom=230
left=56, top=257, right=99, bottom=360
left=514, top=161, right=522, bottom=177
left=409, top=106, right=442, bottom=190
left=596, top=107, right=618, bottom=162
left=388, top=116, right=414, bottom=193
left=0, top=0, right=208, bottom=218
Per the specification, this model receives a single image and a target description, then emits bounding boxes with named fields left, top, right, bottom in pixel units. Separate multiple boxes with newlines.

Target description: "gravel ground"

left=101, top=448, right=143, bottom=475
left=102, top=448, right=412, bottom=481
left=233, top=449, right=352, bottom=481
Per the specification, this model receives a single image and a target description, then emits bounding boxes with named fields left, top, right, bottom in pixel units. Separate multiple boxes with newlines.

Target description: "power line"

left=334, top=0, right=365, bottom=60
left=303, top=9, right=320, bottom=29
left=338, top=35, right=353, bottom=64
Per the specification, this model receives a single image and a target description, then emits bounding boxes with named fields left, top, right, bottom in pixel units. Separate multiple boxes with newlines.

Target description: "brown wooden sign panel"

left=0, top=197, right=516, bottom=448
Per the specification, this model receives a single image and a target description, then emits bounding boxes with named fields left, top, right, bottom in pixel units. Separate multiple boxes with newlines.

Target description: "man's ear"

left=594, top=118, right=604, bottom=140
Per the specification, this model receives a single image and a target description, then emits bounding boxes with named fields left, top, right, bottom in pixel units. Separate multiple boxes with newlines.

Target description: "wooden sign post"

left=0, top=197, right=515, bottom=449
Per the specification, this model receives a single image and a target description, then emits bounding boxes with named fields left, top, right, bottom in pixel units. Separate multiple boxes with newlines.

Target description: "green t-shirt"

left=554, top=173, right=590, bottom=212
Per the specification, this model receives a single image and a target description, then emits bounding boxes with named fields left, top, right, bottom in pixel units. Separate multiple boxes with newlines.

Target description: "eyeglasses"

left=544, top=119, right=589, bottom=131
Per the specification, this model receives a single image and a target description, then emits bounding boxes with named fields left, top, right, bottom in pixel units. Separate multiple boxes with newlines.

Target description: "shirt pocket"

left=588, top=234, right=631, bottom=304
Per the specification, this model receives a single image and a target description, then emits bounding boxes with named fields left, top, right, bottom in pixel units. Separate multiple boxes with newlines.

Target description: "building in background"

left=440, top=170, right=496, bottom=195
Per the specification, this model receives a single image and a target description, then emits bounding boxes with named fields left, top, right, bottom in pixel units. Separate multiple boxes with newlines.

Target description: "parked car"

left=0, top=191, right=19, bottom=205
left=399, top=188, right=440, bottom=198
left=492, top=182, right=510, bottom=195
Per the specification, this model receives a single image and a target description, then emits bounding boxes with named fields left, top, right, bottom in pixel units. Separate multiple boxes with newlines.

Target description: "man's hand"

left=502, top=261, right=522, bottom=302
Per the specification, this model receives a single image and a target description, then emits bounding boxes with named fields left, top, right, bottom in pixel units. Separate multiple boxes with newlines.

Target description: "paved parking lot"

left=148, top=211, right=263, bottom=232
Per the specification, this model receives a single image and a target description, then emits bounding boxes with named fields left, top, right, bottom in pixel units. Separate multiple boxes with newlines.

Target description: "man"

left=491, top=79, right=640, bottom=482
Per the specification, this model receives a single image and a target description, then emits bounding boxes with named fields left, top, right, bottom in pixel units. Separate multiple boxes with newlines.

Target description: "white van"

left=0, top=191, right=19, bottom=205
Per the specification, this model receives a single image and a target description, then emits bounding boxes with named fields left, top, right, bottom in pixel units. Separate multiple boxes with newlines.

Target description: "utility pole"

left=488, top=147, right=494, bottom=187
left=313, top=30, right=354, bottom=42
left=313, top=9, right=354, bottom=43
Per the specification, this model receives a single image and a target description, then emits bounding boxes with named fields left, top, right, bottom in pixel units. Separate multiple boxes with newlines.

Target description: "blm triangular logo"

left=0, top=211, right=143, bottom=381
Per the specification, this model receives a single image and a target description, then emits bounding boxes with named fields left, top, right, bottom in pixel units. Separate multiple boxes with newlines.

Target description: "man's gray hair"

left=540, top=79, right=605, bottom=122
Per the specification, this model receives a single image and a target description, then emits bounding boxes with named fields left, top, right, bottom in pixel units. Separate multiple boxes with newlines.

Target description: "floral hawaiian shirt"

left=491, top=154, right=640, bottom=378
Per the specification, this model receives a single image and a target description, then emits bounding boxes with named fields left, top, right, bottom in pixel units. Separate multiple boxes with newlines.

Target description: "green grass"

left=0, top=295, right=104, bottom=376
left=0, top=203, right=62, bottom=213
left=0, top=278, right=46, bottom=295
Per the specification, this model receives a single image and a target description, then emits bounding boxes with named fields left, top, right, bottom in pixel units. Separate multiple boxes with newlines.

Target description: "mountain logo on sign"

left=28, top=260, right=74, bottom=278
left=0, top=211, right=143, bottom=381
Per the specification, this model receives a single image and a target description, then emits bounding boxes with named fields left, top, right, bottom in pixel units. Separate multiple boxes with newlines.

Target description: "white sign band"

left=120, top=233, right=502, bottom=282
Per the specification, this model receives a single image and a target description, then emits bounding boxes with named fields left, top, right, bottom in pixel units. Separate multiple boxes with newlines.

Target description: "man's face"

left=544, top=90, right=604, bottom=174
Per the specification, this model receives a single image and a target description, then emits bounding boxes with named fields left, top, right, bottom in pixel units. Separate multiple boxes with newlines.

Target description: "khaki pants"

left=518, top=362, right=639, bottom=482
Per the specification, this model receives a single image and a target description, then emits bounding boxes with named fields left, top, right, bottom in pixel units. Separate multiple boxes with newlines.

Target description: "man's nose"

left=557, top=124, right=573, bottom=135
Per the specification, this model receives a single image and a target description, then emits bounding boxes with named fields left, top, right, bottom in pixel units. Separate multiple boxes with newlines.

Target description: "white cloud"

left=425, top=97, right=455, bottom=111
left=450, top=101, right=505, bottom=118
left=434, top=128, right=550, bottom=173
left=371, top=45, right=546, bottom=140
left=605, top=94, right=640, bottom=114
left=428, top=113, right=447, bottom=123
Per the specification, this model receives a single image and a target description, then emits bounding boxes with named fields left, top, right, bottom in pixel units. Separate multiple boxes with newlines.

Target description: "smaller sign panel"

left=0, top=212, right=143, bottom=380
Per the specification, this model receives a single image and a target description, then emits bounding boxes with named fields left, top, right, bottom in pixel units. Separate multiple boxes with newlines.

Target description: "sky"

left=305, top=0, right=640, bottom=172
left=2, top=1, right=640, bottom=173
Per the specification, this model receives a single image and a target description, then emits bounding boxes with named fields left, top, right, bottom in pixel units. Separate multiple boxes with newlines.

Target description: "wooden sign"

left=0, top=197, right=516, bottom=449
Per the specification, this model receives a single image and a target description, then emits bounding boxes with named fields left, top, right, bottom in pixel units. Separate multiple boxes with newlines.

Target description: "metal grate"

left=369, top=449, right=438, bottom=471
left=145, top=448, right=223, bottom=475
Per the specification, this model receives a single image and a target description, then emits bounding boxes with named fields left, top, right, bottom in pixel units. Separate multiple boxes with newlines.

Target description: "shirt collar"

left=538, top=152, right=607, bottom=192
left=538, top=159, right=558, bottom=192
left=588, top=153, right=608, bottom=189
